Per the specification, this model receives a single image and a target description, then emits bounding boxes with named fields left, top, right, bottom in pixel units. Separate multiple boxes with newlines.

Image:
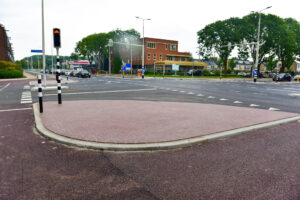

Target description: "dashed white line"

left=187, top=92, right=195, bottom=95
left=219, top=98, right=228, bottom=101
left=269, top=107, right=280, bottom=111
left=208, top=96, right=215, bottom=99
left=250, top=104, right=260, bottom=107
left=197, top=94, right=204, bottom=96
left=233, top=101, right=243, bottom=104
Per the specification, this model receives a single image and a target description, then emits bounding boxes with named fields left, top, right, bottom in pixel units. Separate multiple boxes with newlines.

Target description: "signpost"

left=172, top=64, right=179, bottom=75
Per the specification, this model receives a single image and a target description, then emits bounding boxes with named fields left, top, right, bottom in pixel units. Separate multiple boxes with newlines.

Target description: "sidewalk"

left=34, top=100, right=300, bottom=151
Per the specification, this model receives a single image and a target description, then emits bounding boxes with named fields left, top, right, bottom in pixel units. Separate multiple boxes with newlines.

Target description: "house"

left=132, top=37, right=207, bottom=72
left=0, top=24, right=14, bottom=62
left=289, top=60, right=300, bottom=73
left=234, top=60, right=253, bottom=71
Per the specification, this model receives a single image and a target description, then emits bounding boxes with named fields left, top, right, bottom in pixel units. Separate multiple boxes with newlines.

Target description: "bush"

left=0, top=61, right=21, bottom=71
left=202, top=69, right=210, bottom=76
left=0, top=70, right=23, bottom=79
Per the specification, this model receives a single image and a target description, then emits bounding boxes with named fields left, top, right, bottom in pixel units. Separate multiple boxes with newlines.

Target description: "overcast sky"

left=1, top=0, right=299, bottom=60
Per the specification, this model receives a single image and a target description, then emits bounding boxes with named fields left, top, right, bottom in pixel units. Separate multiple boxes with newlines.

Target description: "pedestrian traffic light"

left=53, top=28, right=61, bottom=48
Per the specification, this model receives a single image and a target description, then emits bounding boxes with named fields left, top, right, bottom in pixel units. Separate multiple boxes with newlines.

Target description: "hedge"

left=0, top=70, right=23, bottom=79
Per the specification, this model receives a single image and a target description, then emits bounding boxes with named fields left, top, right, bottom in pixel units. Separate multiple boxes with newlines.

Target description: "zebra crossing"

left=21, top=85, right=32, bottom=104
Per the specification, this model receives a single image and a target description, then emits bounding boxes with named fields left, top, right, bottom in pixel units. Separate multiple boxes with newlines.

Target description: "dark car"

left=272, top=73, right=292, bottom=81
left=78, top=70, right=91, bottom=78
left=187, top=69, right=202, bottom=76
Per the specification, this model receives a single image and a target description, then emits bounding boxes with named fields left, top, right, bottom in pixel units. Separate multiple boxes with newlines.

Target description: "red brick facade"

left=132, top=37, right=190, bottom=67
left=0, top=24, right=14, bottom=62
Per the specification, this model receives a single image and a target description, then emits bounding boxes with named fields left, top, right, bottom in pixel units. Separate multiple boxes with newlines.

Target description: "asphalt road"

left=1, top=74, right=300, bottom=199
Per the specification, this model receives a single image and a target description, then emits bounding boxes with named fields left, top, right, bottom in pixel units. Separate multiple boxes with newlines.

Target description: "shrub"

left=0, top=61, right=21, bottom=71
left=202, top=69, right=210, bottom=76
left=0, top=70, right=23, bottom=79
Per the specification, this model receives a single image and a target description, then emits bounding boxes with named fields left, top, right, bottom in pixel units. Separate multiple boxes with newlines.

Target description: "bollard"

left=56, top=56, right=62, bottom=104
left=254, top=74, right=257, bottom=82
left=38, top=75, right=43, bottom=113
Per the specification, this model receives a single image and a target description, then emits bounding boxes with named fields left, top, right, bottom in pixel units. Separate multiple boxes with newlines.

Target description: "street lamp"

left=135, top=16, right=151, bottom=73
left=108, top=39, right=113, bottom=76
left=252, top=6, right=272, bottom=82
left=41, top=0, right=46, bottom=86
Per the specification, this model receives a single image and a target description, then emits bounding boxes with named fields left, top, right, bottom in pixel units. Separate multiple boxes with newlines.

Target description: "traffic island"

left=33, top=100, right=300, bottom=151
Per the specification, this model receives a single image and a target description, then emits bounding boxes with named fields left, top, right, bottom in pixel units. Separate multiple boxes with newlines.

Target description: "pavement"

left=33, top=100, right=300, bottom=151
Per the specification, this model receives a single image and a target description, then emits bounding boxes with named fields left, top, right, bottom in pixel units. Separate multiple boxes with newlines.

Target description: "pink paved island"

left=39, top=100, right=299, bottom=144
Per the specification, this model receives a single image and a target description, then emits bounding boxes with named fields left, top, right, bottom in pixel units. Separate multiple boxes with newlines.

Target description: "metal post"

left=108, top=46, right=111, bottom=76
left=38, top=75, right=43, bottom=113
left=142, top=20, right=145, bottom=69
left=130, top=44, right=133, bottom=75
left=41, top=0, right=46, bottom=86
left=56, top=48, right=62, bottom=104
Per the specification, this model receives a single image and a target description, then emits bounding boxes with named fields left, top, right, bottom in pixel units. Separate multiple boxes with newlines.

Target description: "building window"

left=165, top=44, right=168, bottom=50
left=147, top=42, right=156, bottom=49
left=180, top=57, right=187, bottom=61
left=170, top=44, right=176, bottom=51
left=160, top=54, right=162, bottom=61
left=147, top=53, right=151, bottom=60
left=166, top=56, right=174, bottom=61
left=153, top=54, right=157, bottom=60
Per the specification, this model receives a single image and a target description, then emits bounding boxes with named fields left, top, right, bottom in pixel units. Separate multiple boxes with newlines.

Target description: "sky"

left=1, top=0, right=299, bottom=60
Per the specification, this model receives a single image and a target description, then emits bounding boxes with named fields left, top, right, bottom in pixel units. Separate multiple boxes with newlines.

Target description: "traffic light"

left=53, top=28, right=61, bottom=48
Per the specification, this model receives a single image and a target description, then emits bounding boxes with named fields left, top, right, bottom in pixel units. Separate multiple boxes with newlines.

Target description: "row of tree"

left=16, top=55, right=71, bottom=69
left=197, top=13, right=300, bottom=75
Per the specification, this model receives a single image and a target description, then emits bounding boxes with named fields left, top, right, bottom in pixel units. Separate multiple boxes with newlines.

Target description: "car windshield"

left=278, top=73, right=285, bottom=78
left=81, top=70, right=88, bottom=73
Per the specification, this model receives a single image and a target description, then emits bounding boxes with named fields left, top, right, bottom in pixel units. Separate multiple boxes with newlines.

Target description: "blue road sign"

left=253, top=69, right=258, bottom=75
left=142, top=68, right=145, bottom=73
left=31, top=49, right=43, bottom=53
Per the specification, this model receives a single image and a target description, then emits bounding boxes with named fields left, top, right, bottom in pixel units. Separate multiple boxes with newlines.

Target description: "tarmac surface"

left=35, top=100, right=300, bottom=150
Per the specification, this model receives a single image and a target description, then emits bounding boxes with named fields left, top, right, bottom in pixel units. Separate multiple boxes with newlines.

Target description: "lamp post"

left=252, top=6, right=272, bottom=82
left=41, top=0, right=46, bottom=86
left=135, top=16, right=151, bottom=72
left=108, top=39, right=113, bottom=76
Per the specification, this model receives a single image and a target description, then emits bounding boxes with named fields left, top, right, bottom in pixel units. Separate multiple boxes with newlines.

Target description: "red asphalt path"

left=40, top=100, right=298, bottom=144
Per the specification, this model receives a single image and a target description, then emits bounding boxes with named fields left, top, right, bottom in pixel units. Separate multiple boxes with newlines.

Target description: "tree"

left=197, top=17, right=242, bottom=75
left=228, top=58, right=237, bottom=70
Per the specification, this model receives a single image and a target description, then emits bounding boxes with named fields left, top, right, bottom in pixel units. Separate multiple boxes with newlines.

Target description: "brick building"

left=131, top=37, right=206, bottom=72
left=0, top=24, right=14, bottom=62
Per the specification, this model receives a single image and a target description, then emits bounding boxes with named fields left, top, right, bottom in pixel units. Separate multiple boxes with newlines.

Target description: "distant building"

left=289, top=60, right=300, bottom=73
left=131, top=37, right=207, bottom=72
left=0, top=24, right=14, bottom=62
left=234, top=60, right=253, bottom=71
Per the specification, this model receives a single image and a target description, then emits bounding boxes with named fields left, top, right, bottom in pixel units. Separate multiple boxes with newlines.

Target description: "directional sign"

left=31, top=49, right=43, bottom=53
left=172, top=64, right=179, bottom=72
left=253, top=69, right=258, bottom=75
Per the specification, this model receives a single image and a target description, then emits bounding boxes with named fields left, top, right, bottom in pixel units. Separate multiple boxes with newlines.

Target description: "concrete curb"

left=33, top=103, right=300, bottom=151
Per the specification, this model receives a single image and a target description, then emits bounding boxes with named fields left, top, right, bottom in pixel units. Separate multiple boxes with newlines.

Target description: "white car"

left=65, top=70, right=71, bottom=76
left=294, top=75, right=300, bottom=81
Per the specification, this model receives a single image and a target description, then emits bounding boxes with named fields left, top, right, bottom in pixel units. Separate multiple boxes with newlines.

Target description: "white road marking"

left=269, top=107, right=280, bottom=111
left=187, top=92, right=195, bottom=95
left=219, top=98, right=228, bottom=101
left=180, top=91, right=186, bottom=93
left=208, top=96, right=215, bottom=98
left=20, top=91, right=32, bottom=104
left=197, top=94, right=204, bottom=96
left=0, top=107, right=32, bottom=112
left=44, top=88, right=157, bottom=96
left=172, top=89, right=178, bottom=92
left=23, top=85, right=30, bottom=90
left=250, top=104, right=260, bottom=107
left=0, top=83, right=10, bottom=92
left=233, top=101, right=243, bottom=104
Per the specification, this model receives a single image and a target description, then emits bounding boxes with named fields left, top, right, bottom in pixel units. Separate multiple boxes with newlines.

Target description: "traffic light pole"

left=56, top=48, right=62, bottom=104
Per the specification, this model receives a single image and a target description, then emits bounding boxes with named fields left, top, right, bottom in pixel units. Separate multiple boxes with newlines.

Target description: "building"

left=132, top=37, right=207, bottom=72
left=0, top=24, right=14, bottom=62
left=289, top=60, right=300, bottom=74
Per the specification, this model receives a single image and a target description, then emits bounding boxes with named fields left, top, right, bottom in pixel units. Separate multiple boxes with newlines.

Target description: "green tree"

left=228, top=58, right=237, bottom=70
left=197, top=17, right=242, bottom=75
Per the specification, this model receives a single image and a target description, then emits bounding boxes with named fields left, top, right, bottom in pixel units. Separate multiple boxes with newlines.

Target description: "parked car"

left=237, top=72, right=251, bottom=77
left=64, top=70, right=71, bottom=76
left=272, top=73, right=292, bottom=81
left=78, top=70, right=91, bottom=78
left=70, top=70, right=80, bottom=77
left=187, top=69, right=202, bottom=76
left=293, top=75, right=300, bottom=81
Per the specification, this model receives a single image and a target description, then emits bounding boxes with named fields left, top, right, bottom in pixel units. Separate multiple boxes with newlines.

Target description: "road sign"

left=142, top=68, right=145, bottom=73
left=253, top=69, right=258, bottom=75
left=31, top=50, right=43, bottom=53
left=172, top=64, right=179, bottom=72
